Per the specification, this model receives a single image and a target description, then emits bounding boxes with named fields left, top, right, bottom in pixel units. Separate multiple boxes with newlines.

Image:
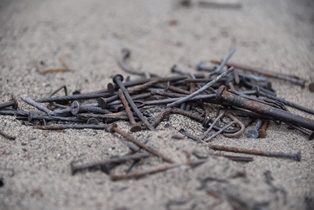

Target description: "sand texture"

left=0, top=0, right=314, bottom=209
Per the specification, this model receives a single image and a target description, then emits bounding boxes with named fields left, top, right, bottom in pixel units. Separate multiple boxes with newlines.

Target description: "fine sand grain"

left=0, top=0, right=314, bottom=209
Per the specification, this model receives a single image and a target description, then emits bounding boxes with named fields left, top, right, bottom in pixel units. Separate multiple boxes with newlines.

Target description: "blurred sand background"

left=0, top=0, right=314, bottom=209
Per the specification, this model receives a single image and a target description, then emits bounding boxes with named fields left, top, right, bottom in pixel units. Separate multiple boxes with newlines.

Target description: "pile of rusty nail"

left=0, top=48, right=313, bottom=179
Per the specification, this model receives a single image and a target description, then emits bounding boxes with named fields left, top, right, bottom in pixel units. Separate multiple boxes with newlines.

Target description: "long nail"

left=0, top=109, right=29, bottom=117
left=0, top=98, right=18, bottom=110
left=36, top=92, right=113, bottom=103
left=150, top=90, right=187, bottom=98
left=107, top=124, right=174, bottom=163
left=192, top=152, right=253, bottom=162
left=99, top=92, right=152, bottom=108
left=127, top=75, right=187, bottom=94
left=142, top=94, right=216, bottom=106
left=113, top=74, right=155, bottom=131
left=26, top=114, right=85, bottom=123
left=118, top=89, right=141, bottom=132
left=34, top=124, right=108, bottom=130
left=97, top=95, right=119, bottom=108
left=216, top=85, right=314, bottom=131
left=77, top=113, right=136, bottom=121
left=287, top=123, right=314, bottom=140
left=21, top=97, right=53, bottom=115
left=163, top=82, right=191, bottom=94
left=259, top=92, right=314, bottom=116
left=209, top=144, right=301, bottom=161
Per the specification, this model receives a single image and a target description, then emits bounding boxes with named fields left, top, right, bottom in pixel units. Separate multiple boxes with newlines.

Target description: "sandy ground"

left=0, top=0, right=314, bottom=209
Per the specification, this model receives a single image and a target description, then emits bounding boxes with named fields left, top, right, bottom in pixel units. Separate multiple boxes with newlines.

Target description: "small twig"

left=39, top=57, right=72, bottom=75
left=39, top=67, right=72, bottom=75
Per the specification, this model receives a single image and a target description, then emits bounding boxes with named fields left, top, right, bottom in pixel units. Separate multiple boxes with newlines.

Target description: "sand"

left=0, top=0, right=314, bottom=209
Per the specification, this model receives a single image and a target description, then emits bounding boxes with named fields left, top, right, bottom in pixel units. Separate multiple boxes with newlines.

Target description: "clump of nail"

left=0, top=48, right=312, bottom=179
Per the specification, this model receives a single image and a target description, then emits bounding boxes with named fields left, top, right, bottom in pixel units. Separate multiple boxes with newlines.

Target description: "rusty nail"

left=202, top=112, right=224, bottom=140
left=258, top=120, right=270, bottom=138
left=108, top=124, right=174, bottom=163
left=36, top=92, right=113, bottom=103
left=0, top=98, right=18, bottom=110
left=216, top=85, right=314, bottom=131
left=210, top=59, right=306, bottom=88
left=118, top=89, right=141, bottom=132
left=113, top=74, right=155, bottom=131
left=209, top=144, right=301, bottom=161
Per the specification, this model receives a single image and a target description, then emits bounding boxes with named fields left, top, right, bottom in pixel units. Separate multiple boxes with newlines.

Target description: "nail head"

left=113, top=74, right=124, bottom=84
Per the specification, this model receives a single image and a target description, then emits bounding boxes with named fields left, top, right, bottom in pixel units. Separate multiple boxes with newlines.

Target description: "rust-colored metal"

left=34, top=124, right=107, bottom=130
left=216, top=85, right=314, bottom=131
left=209, top=144, right=301, bottom=161
left=151, top=108, right=172, bottom=128
left=113, top=74, right=155, bottom=131
left=164, top=83, right=191, bottom=94
left=109, top=124, right=175, bottom=163
left=258, top=120, right=270, bottom=138
left=118, top=89, right=141, bottom=132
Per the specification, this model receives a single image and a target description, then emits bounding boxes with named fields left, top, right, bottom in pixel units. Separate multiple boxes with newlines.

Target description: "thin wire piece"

left=166, top=48, right=236, bottom=107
